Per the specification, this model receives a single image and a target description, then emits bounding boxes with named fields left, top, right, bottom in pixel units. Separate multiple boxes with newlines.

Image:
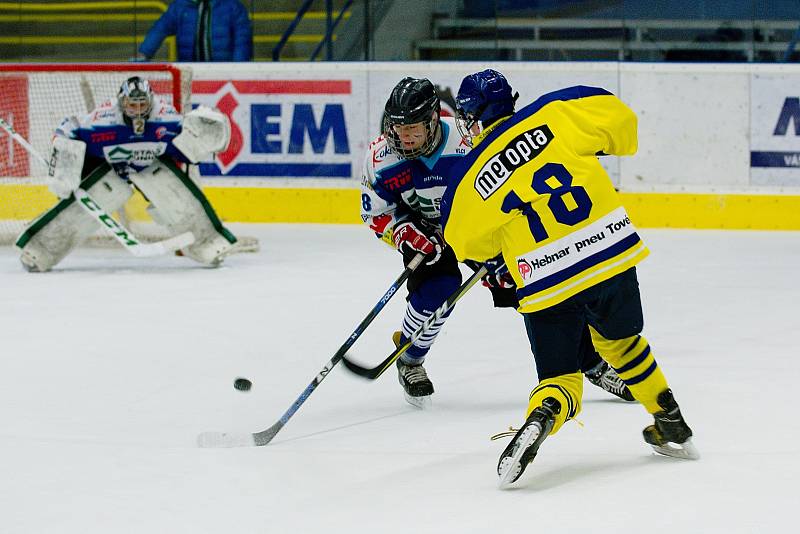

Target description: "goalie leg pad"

left=130, top=157, right=237, bottom=266
left=15, top=164, right=132, bottom=271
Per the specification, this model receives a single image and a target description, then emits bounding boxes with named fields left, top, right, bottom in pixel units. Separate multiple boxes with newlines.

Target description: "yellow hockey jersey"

left=441, top=86, right=648, bottom=313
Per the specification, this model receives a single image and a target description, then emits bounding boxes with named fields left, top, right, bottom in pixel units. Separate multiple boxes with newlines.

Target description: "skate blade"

left=497, top=424, right=541, bottom=489
left=197, top=431, right=256, bottom=448
left=650, top=437, right=700, bottom=460
left=404, top=393, right=432, bottom=410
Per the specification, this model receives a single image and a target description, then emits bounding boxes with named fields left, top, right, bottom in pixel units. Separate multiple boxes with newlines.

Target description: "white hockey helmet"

left=118, top=76, right=153, bottom=134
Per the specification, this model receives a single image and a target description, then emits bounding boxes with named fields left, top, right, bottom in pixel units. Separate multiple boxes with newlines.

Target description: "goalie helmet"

left=382, top=77, right=442, bottom=159
left=455, top=69, right=518, bottom=146
left=118, top=76, right=153, bottom=135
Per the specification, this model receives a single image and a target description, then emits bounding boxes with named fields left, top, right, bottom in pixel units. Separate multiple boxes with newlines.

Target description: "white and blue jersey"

left=55, top=98, right=188, bottom=180
left=360, top=117, right=470, bottom=244
left=360, top=117, right=469, bottom=363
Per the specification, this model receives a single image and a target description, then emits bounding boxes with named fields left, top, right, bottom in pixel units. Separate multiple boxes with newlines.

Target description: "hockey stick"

left=0, top=117, right=194, bottom=257
left=197, top=253, right=427, bottom=448
left=341, top=264, right=488, bottom=380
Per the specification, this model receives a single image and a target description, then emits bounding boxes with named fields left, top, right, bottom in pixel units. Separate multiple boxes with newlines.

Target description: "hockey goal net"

left=0, top=63, right=192, bottom=246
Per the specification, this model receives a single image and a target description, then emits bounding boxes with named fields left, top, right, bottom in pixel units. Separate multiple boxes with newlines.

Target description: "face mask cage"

left=382, top=112, right=441, bottom=160
left=455, top=105, right=485, bottom=148
left=118, top=79, right=153, bottom=135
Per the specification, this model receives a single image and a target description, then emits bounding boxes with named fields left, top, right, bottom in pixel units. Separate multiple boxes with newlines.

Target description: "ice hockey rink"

left=0, top=223, right=797, bottom=534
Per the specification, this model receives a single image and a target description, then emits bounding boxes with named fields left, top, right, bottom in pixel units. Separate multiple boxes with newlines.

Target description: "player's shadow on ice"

left=271, top=409, right=414, bottom=444
left=504, top=455, right=657, bottom=492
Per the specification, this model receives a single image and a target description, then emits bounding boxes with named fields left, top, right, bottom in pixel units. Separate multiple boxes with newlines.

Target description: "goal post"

left=0, top=63, right=192, bottom=245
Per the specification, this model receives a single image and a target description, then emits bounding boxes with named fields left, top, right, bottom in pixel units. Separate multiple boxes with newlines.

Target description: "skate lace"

left=490, top=427, right=520, bottom=441
left=402, top=364, right=430, bottom=384
left=490, top=415, right=585, bottom=441
left=601, top=370, right=627, bottom=395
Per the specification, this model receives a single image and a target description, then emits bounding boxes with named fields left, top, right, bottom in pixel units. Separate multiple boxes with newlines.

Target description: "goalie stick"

left=341, top=264, right=488, bottom=380
left=0, top=117, right=195, bottom=257
left=196, top=253, right=427, bottom=448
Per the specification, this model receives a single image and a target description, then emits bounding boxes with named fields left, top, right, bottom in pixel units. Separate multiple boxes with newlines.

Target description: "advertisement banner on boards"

left=189, top=65, right=622, bottom=185
left=190, top=75, right=367, bottom=180
left=751, top=73, right=800, bottom=186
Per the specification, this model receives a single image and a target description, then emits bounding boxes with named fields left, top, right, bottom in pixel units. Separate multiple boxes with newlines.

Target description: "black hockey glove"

left=463, top=257, right=519, bottom=309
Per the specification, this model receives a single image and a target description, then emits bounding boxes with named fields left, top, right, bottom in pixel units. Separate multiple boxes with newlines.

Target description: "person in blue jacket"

left=139, top=0, right=253, bottom=62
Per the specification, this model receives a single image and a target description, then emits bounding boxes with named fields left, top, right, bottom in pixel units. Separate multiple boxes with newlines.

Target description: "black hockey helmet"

left=118, top=76, right=153, bottom=134
left=382, top=77, right=442, bottom=159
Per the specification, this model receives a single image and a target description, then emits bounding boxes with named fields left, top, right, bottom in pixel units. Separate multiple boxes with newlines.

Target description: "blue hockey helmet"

left=455, top=69, right=518, bottom=146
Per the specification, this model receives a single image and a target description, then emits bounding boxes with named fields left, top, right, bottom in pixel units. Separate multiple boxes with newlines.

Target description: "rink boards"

left=3, top=61, right=800, bottom=229
left=3, top=183, right=799, bottom=230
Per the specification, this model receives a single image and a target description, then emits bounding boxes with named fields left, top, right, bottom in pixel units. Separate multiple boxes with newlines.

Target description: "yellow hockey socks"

left=527, top=372, right=583, bottom=435
left=589, top=328, right=669, bottom=414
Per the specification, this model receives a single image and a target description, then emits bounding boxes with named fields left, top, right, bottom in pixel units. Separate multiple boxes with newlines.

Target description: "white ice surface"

left=1, top=224, right=798, bottom=534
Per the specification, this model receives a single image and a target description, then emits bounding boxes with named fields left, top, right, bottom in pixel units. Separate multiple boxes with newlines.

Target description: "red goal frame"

left=0, top=63, right=188, bottom=112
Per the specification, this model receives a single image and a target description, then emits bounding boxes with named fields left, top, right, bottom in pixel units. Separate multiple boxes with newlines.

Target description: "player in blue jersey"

left=361, top=77, right=467, bottom=408
left=441, top=69, right=698, bottom=487
left=361, top=77, right=633, bottom=408
left=16, top=76, right=237, bottom=272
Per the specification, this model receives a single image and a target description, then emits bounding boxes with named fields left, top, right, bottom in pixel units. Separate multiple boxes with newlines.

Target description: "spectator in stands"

left=138, top=0, right=253, bottom=62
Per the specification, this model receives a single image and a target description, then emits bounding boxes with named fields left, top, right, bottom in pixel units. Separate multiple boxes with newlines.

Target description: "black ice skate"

left=496, top=397, right=561, bottom=488
left=643, top=389, right=700, bottom=460
left=585, top=361, right=635, bottom=401
left=396, top=358, right=434, bottom=409
left=392, top=331, right=434, bottom=409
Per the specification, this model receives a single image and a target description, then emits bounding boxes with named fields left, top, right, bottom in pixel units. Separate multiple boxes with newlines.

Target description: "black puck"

left=233, top=377, right=252, bottom=391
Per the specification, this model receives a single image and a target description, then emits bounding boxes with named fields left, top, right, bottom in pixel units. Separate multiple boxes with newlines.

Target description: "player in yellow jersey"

left=440, top=69, right=698, bottom=487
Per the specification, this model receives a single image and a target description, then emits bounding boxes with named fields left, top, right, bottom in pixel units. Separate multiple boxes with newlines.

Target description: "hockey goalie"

left=16, top=76, right=238, bottom=272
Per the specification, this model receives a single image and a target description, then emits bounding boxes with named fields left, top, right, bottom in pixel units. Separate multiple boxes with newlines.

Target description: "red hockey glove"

left=392, top=221, right=443, bottom=265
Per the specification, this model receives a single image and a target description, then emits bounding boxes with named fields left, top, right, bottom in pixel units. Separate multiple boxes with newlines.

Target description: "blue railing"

left=272, top=0, right=353, bottom=61
left=310, top=0, right=353, bottom=61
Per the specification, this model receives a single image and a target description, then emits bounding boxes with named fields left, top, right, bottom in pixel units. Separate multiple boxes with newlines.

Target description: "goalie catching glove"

left=173, top=105, right=231, bottom=163
left=392, top=220, right=443, bottom=265
left=47, top=135, right=85, bottom=199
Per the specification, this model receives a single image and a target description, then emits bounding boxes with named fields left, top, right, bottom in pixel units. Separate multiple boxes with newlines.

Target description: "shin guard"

left=130, top=158, right=236, bottom=266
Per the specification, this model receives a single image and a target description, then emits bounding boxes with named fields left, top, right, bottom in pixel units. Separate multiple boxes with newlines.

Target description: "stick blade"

left=196, top=431, right=256, bottom=448
left=340, top=353, right=380, bottom=378
left=129, top=231, right=196, bottom=258
left=341, top=350, right=401, bottom=380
